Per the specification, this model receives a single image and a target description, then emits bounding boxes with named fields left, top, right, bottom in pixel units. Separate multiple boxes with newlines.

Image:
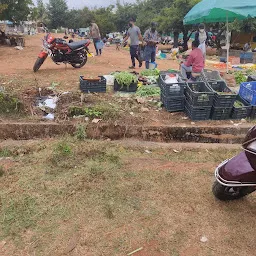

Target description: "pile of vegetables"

left=234, top=71, right=247, bottom=85
left=138, top=76, right=158, bottom=85
left=136, top=86, right=160, bottom=97
left=114, top=72, right=138, bottom=87
left=140, top=69, right=160, bottom=76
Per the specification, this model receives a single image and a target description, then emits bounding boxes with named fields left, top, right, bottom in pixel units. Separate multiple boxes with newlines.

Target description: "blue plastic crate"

left=240, top=52, right=253, bottom=60
left=239, top=81, right=256, bottom=105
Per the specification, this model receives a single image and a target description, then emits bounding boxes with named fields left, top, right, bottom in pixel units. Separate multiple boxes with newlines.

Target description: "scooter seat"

left=68, top=40, right=88, bottom=50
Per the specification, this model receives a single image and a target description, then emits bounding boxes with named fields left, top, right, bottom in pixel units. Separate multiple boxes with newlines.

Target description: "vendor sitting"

left=180, top=40, right=204, bottom=80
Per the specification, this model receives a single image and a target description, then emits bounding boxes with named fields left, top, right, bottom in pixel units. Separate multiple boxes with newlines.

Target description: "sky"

left=34, top=0, right=137, bottom=9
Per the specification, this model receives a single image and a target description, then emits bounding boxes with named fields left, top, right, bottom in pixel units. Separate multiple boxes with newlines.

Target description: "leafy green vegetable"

left=234, top=71, right=247, bottom=85
left=136, top=86, right=160, bottom=97
left=114, top=72, right=138, bottom=87
left=140, top=69, right=160, bottom=76
left=234, top=100, right=244, bottom=108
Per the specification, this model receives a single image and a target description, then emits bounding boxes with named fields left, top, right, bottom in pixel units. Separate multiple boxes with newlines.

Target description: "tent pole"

left=226, top=12, right=229, bottom=74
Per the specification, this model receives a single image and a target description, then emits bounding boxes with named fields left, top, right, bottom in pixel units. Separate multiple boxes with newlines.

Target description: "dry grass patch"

left=0, top=139, right=255, bottom=256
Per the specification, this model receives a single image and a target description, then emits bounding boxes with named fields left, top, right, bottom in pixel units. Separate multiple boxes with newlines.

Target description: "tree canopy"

left=47, top=0, right=68, bottom=28
left=1, top=0, right=255, bottom=50
left=0, top=0, right=33, bottom=22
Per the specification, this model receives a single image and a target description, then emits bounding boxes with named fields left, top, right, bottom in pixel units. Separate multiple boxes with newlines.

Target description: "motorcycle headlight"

left=247, top=140, right=256, bottom=152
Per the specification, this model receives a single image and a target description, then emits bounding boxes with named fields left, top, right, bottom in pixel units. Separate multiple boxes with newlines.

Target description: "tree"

left=0, top=4, right=8, bottom=15
left=230, top=18, right=256, bottom=33
left=136, top=0, right=174, bottom=33
left=47, top=0, right=68, bottom=29
left=92, top=6, right=117, bottom=37
left=65, top=7, right=94, bottom=29
left=157, top=0, right=200, bottom=49
left=37, top=0, right=46, bottom=22
left=0, top=0, right=33, bottom=22
left=115, top=2, right=138, bottom=32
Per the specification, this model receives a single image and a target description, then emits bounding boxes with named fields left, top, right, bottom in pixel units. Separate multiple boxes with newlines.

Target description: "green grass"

left=0, top=148, right=13, bottom=157
left=75, top=124, right=87, bottom=140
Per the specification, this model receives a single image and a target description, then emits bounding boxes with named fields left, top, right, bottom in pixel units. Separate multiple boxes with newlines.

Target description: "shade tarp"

left=184, top=0, right=256, bottom=25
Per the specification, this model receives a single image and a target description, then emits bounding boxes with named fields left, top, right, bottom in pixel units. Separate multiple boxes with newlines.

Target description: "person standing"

left=195, top=23, right=209, bottom=59
left=123, top=18, right=143, bottom=69
left=90, top=21, right=102, bottom=56
left=143, top=22, right=159, bottom=69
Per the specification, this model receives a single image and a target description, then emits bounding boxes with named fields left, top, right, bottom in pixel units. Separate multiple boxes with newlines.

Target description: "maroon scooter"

left=213, top=126, right=256, bottom=201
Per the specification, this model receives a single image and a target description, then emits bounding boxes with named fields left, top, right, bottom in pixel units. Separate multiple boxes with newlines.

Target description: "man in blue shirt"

left=144, top=22, right=159, bottom=69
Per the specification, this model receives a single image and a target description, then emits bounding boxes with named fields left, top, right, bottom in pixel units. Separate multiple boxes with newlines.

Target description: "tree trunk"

left=182, top=29, right=192, bottom=52
left=215, top=27, right=225, bottom=50
left=173, top=31, right=179, bottom=48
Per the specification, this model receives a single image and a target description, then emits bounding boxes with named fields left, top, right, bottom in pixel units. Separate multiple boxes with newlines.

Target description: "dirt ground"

left=0, top=33, right=243, bottom=127
left=0, top=138, right=255, bottom=256
left=0, top=33, right=178, bottom=89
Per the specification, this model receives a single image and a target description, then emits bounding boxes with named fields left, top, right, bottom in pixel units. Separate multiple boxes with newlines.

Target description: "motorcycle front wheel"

left=212, top=181, right=256, bottom=201
left=71, top=54, right=88, bottom=69
left=33, top=57, right=46, bottom=72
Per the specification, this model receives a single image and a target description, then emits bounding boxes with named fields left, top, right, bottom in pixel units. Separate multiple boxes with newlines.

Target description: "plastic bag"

left=198, top=42, right=206, bottom=55
left=96, top=40, right=104, bottom=50
left=139, top=45, right=145, bottom=62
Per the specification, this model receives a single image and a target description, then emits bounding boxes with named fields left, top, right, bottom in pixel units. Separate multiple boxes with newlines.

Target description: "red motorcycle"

left=33, top=33, right=90, bottom=72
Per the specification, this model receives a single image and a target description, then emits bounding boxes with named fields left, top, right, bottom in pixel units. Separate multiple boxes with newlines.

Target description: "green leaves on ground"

left=136, top=86, right=160, bottom=97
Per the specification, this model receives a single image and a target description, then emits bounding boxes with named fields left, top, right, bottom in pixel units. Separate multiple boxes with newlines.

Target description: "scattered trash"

left=130, top=112, right=134, bottom=116
left=145, top=150, right=152, bottom=154
left=37, top=96, right=58, bottom=110
left=85, top=117, right=89, bottom=122
left=191, top=122, right=196, bottom=125
left=103, top=75, right=115, bottom=86
left=200, top=236, right=208, bottom=243
left=173, top=149, right=180, bottom=153
left=14, top=46, right=23, bottom=50
left=234, top=123, right=242, bottom=127
left=43, top=113, right=55, bottom=120
left=230, top=120, right=234, bottom=124
left=37, top=95, right=59, bottom=120
left=92, top=118, right=102, bottom=124
left=182, top=116, right=189, bottom=120
left=136, top=97, right=146, bottom=104
left=0, top=240, right=7, bottom=248
left=127, top=247, right=143, bottom=255
left=141, top=107, right=150, bottom=113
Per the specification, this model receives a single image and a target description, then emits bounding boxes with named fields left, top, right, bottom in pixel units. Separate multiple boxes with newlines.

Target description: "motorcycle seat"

left=68, top=40, right=89, bottom=50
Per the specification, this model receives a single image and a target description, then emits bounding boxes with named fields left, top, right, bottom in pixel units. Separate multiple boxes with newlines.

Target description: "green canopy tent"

left=183, top=0, right=256, bottom=72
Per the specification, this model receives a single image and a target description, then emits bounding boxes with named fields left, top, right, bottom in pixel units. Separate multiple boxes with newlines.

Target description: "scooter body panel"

left=219, top=152, right=256, bottom=183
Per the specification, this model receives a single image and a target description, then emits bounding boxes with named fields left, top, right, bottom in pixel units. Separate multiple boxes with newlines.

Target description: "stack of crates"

left=239, top=81, right=256, bottom=119
left=159, top=74, right=187, bottom=112
left=185, top=82, right=214, bottom=120
left=231, top=95, right=251, bottom=119
left=208, top=81, right=236, bottom=120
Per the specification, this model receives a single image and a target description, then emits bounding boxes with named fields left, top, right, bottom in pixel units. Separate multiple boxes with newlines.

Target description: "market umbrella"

left=183, top=0, right=256, bottom=72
